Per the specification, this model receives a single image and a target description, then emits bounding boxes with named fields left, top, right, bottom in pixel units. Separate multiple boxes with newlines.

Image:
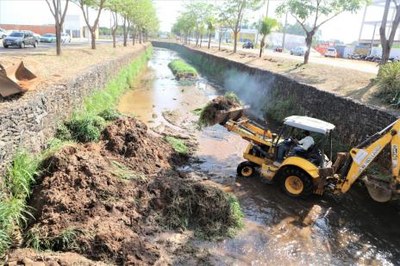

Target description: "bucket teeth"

left=0, top=61, right=37, bottom=97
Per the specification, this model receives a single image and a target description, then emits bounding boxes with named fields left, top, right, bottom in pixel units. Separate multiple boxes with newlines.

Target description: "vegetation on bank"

left=168, top=59, right=198, bottom=79
left=376, top=62, right=400, bottom=107
left=0, top=47, right=152, bottom=257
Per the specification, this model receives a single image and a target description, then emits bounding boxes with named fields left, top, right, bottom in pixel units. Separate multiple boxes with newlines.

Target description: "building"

left=0, top=1, right=107, bottom=38
left=358, top=0, right=400, bottom=46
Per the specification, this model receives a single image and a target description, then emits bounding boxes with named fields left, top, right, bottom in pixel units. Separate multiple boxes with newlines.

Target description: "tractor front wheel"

left=237, top=161, right=257, bottom=178
left=279, top=168, right=313, bottom=198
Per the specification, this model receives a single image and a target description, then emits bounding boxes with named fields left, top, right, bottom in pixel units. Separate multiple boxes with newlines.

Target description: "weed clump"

left=376, top=62, right=400, bottom=106
left=168, top=59, right=198, bottom=80
left=152, top=177, right=244, bottom=240
left=98, top=109, right=122, bottom=121
left=56, top=115, right=105, bottom=143
left=165, top=136, right=188, bottom=155
left=198, top=92, right=242, bottom=127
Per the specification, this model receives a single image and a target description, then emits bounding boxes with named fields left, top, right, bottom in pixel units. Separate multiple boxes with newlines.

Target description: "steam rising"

left=223, top=69, right=275, bottom=119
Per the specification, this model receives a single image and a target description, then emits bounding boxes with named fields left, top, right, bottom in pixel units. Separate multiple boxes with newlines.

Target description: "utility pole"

left=281, top=11, right=288, bottom=51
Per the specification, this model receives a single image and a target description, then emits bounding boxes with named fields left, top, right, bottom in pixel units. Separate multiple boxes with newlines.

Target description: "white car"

left=325, top=47, right=337, bottom=58
left=61, top=33, right=71, bottom=43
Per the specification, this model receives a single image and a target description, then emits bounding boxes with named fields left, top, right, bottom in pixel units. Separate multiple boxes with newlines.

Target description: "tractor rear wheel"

left=279, top=168, right=313, bottom=198
left=237, top=161, right=257, bottom=178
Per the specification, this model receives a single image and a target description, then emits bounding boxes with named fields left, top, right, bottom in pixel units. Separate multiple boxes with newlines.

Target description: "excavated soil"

left=199, top=96, right=242, bottom=127
left=6, top=117, right=238, bottom=265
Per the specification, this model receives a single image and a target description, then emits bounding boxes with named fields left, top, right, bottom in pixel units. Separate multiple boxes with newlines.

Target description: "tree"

left=106, top=0, right=122, bottom=48
left=380, top=0, right=400, bottom=65
left=219, top=0, right=263, bottom=53
left=75, top=0, right=107, bottom=49
left=45, top=0, right=70, bottom=56
left=259, top=17, right=278, bottom=57
left=277, top=0, right=368, bottom=64
left=207, top=20, right=215, bottom=49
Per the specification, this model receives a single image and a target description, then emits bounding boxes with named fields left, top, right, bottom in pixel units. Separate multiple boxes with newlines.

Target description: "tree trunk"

left=139, top=31, right=142, bottom=44
left=200, top=34, right=203, bottom=47
left=219, top=34, right=222, bottom=51
left=55, top=23, right=62, bottom=56
left=90, top=29, right=96, bottom=49
left=112, top=28, right=117, bottom=48
left=208, top=32, right=211, bottom=49
left=196, top=32, right=199, bottom=46
left=132, top=30, right=136, bottom=45
left=123, top=19, right=127, bottom=47
left=304, top=32, right=313, bottom=64
left=233, top=31, right=238, bottom=53
left=259, top=35, right=266, bottom=58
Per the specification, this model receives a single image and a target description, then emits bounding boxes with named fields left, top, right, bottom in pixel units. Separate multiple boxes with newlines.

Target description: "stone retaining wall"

left=0, top=45, right=148, bottom=170
left=152, top=41, right=398, bottom=146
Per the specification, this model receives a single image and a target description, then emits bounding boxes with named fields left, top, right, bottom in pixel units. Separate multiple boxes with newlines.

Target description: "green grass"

left=226, top=194, right=244, bottom=237
left=26, top=226, right=80, bottom=251
left=168, top=59, right=198, bottom=79
left=0, top=151, right=39, bottom=256
left=165, top=136, right=189, bottom=155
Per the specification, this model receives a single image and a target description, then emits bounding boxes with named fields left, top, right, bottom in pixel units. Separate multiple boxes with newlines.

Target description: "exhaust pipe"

left=0, top=61, right=37, bottom=97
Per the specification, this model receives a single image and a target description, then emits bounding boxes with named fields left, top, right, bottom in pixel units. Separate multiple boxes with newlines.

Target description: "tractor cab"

left=275, top=116, right=336, bottom=167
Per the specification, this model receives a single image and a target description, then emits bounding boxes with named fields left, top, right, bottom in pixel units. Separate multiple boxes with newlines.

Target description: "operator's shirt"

left=299, top=136, right=314, bottom=150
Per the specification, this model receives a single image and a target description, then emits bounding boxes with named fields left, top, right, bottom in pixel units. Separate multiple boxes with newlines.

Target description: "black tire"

left=33, top=41, right=37, bottom=48
left=237, top=161, right=257, bottom=178
left=20, top=42, right=25, bottom=49
left=3, top=45, right=8, bottom=48
left=279, top=167, right=313, bottom=198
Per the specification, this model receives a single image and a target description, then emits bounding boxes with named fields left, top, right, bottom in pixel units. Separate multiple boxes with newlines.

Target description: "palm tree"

left=259, top=17, right=278, bottom=58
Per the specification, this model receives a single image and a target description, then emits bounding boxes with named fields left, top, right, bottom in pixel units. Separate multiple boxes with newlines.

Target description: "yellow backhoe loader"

left=214, top=109, right=400, bottom=203
left=0, top=61, right=37, bottom=97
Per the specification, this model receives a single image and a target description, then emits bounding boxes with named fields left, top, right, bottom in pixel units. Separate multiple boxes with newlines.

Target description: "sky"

left=0, top=0, right=391, bottom=44
left=153, top=0, right=387, bottom=44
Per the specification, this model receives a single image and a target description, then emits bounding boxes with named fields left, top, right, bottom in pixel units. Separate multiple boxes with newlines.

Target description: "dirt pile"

left=101, top=118, right=184, bottom=174
left=199, top=95, right=243, bottom=127
left=6, top=117, right=243, bottom=265
left=27, top=144, right=161, bottom=265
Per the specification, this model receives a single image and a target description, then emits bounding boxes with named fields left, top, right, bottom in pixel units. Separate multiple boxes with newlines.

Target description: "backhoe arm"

left=224, top=118, right=274, bottom=146
left=340, top=119, right=400, bottom=193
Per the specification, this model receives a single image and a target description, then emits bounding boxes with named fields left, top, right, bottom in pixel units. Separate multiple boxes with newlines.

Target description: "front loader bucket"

left=363, top=176, right=393, bottom=203
left=0, top=61, right=37, bottom=97
left=214, top=106, right=247, bottom=125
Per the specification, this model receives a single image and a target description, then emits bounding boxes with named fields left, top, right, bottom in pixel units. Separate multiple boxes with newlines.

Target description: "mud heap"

left=198, top=94, right=243, bottom=127
left=7, top=117, right=242, bottom=265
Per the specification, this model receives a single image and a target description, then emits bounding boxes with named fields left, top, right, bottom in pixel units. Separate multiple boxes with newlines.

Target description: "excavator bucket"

left=0, top=61, right=37, bottom=97
left=214, top=106, right=246, bottom=125
left=363, top=176, right=393, bottom=203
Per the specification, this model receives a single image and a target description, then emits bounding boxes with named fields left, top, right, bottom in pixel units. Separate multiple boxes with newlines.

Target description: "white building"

left=0, top=0, right=111, bottom=38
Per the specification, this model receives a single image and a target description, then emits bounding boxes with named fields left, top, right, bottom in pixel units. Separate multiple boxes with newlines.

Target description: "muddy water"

left=119, top=48, right=400, bottom=265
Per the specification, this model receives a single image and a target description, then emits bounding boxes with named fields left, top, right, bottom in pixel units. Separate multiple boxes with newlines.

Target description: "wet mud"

left=118, top=48, right=400, bottom=265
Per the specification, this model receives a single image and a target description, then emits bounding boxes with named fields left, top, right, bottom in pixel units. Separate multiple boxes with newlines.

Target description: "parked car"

left=33, top=33, right=41, bottom=43
left=0, top=28, right=6, bottom=39
left=40, top=33, right=56, bottom=43
left=325, top=47, right=337, bottom=58
left=3, top=31, right=37, bottom=48
left=242, top=40, right=254, bottom=49
left=290, top=46, right=307, bottom=56
left=61, top=33, right=71, bottom=43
